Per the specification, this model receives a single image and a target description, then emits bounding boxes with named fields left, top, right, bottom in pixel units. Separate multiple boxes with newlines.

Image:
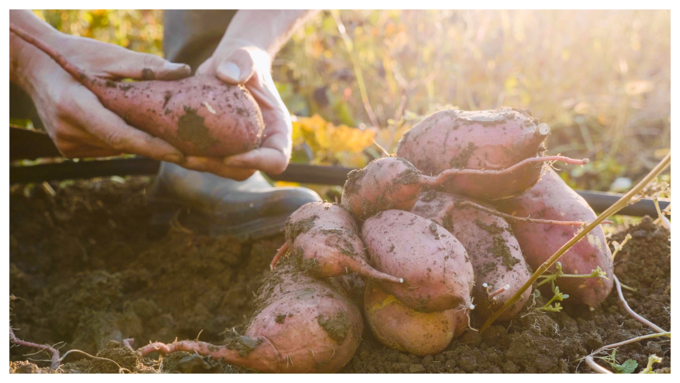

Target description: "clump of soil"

left=9, top=177, right=670, bottom=373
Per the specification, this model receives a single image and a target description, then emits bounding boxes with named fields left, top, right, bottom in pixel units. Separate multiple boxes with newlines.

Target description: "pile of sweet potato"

left=142, top=108, right=612, bottom=372
left=261, top=107, right=613, bottom=369
left=13, top=26, right=615, bottom=373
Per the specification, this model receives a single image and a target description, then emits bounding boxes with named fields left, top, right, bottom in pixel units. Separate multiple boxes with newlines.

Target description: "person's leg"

left=148, top=10, right=320, bottom=240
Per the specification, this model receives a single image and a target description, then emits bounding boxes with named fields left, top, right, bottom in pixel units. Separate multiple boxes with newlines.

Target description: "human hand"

left=11, top=29, right=192, bottom=163
left=182, top=38, right=292, bottom=181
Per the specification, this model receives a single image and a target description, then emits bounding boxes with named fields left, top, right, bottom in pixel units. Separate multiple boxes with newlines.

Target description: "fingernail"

left=218, top=62, right=241, bottom=82
left=163, top=154, right=185, bottom=164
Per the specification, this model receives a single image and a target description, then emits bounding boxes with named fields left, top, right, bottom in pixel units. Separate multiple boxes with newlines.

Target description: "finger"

left=103, top=49, right=191, bottom=81
left=70, top=88, right=186, bottom=164
left=184, top=157, right=256, bottom=181
left=215, top=48, right=256, bottom=85
left=195, top=57, right=214, bottom=76
left=223, top=134, right=290, bottom=174
left=61, top=144, right=122, bottom=159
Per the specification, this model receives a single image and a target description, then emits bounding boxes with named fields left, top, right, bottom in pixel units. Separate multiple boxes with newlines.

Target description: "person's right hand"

left=11, top=25, right=191, bottom=163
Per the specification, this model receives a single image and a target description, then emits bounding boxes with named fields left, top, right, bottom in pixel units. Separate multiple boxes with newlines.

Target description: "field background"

left=30, top=10, right=670, bottom=200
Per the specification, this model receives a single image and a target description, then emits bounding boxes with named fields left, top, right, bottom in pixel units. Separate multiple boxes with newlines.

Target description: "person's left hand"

left=180, top=38, right=292, bottom=181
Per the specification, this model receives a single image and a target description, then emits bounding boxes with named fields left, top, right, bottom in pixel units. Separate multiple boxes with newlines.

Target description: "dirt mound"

left=9, top=178, right=670, bottom=373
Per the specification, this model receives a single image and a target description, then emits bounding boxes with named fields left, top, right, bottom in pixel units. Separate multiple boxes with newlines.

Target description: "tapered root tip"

left=269, top=242, right=289, bottom=271
left=359, top=266, right=404, bottom=284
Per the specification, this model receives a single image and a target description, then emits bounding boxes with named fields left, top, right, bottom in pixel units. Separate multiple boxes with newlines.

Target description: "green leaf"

left=612, top=359, right=638, bottom=374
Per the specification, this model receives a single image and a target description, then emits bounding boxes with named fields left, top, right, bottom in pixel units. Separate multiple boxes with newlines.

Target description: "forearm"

left=223, top=10, right=319, bottom=56
left=10, top=10, right=63, bottom=93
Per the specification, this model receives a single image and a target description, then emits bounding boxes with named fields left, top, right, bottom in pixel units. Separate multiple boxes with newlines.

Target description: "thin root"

left=614, top=274, right=667, bottom=334
left=422, top=155, right=589, bottom=187
left=10, top=326, right=60, bottom=370
left=270, top=242, right=290, bottom=270
left=489, top=284, right=510, bottom=300
left=458, top=200, right=586, bottom=227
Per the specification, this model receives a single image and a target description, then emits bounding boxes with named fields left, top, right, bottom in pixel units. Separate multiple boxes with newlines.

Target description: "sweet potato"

left=10, top=24, right=264, bottom=157
left=270, top=202, right=402, bottom=283
left=411, top=191, right=533, bottom=321
left=361, top=210, right=474, bottom=312
left=364, top=280, right=466, bottom=356
left=493, top=169, right=614, bottom=307
left=396, top=108, right=573, bottom=200
left=341, top=155, right=587, bottom=222
left=342, top=157, right=423, bottom=221
left=137, top=260, right=363, bottom=373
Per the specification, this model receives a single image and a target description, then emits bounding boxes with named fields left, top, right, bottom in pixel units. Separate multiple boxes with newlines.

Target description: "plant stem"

left=480, top=152, right=670, bottom=333
left=536, top=269, right=606, bottom=288
left=330, top=10, right=380, bottom=128
left=584, top=332, right=670, bottom=374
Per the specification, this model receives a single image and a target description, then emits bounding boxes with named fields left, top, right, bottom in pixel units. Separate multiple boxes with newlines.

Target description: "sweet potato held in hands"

left=10, top=24, right=264, bottom=157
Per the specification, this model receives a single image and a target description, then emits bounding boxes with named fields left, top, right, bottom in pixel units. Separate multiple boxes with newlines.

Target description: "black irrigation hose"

left=9, top=159, right=668, bottom=217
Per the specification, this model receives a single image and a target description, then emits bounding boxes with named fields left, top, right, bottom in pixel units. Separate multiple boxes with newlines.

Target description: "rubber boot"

left=148, top=162, right=321, bottom=241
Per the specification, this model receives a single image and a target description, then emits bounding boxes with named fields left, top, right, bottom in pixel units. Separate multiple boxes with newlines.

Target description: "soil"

left=9, top=177, right=670, bottom=373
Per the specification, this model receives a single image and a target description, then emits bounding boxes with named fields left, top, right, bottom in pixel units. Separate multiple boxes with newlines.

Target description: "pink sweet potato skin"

left=396, top=108, right=549, bottom=200
left=91, top=75, right=264, bottom=156
left=361, top=210, right=474, bottom=312
left=284, top=202, right=379, bottom=279
left=244, top=261, right=364, bottom=372
left=364, top=280, right=466, bottom=356
left=494, top=169, right=614, bottom=307
left=411, top=192, right=533, bottom=321
left=10, top=25, right=264, bottom=156
left=341, top=157, right=422, bottom=221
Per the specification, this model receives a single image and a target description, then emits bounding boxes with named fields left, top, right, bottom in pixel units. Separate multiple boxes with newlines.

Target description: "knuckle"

left=104, top=131, right=127, bottom=151
left=142, top=54, right=162, bottom=69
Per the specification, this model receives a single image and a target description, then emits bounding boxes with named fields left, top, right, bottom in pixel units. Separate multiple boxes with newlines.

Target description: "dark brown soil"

left=9, top=178, right=670, bottom=373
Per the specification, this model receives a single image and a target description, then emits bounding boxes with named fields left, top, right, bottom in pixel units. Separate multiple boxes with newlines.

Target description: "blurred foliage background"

left=31, top=10, right=670, bottom=199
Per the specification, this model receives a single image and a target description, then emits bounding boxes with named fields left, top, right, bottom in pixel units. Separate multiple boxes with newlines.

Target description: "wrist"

left=10, top=23, right=66, bottom=95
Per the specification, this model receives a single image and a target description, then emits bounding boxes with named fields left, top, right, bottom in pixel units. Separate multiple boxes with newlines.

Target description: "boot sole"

left=148, top=200, right=287, bottom=242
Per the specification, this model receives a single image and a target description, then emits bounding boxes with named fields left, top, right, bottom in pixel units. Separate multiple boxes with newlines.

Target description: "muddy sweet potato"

left=341, top=154, right=587, bottom=222
left=364, top=280, right=467, bottom=356
left=397, top=108, right=567, bottom=200
left=342, top=157, right=423, bottom=221
left=11, top=24, right=264, bottom=157
left=137, top=260, right=363, bottom=373
left=270, top=202, right=402, bottom=283
left=411, top=191, right=533, bottom=321
left=493, top=169, right=614, bottom=307
left=361, top=210, right=474, bottom=312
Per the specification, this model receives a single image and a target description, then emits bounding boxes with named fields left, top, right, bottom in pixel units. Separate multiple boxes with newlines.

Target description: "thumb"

left=106, top=50, right=191, bottom=81
left=216, top=48, right=256, bottom=85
